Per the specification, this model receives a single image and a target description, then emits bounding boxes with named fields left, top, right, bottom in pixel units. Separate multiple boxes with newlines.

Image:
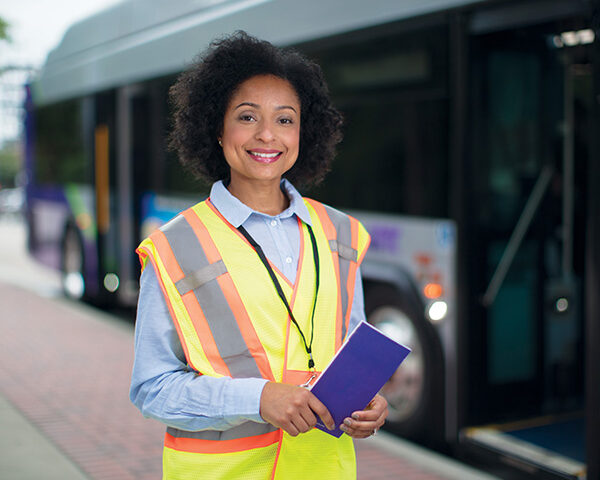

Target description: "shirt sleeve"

left=129, top=264, right=269, bottom=432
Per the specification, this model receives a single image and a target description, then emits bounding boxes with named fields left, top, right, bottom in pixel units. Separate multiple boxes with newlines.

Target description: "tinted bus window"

left=34, top=100, right=88, bottom=185
left=164, top=149, right=208, bottom=195
left=304, top=25, right=449, bottom=217
left=151, top=76, right=209, bottom=196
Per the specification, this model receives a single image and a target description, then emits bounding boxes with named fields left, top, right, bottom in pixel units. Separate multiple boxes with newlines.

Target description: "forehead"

left=229, top=75, right=300, bottom=108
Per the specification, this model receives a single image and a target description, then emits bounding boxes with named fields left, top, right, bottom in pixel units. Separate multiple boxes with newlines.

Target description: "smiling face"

left=220, top=74, right=301, bottom=193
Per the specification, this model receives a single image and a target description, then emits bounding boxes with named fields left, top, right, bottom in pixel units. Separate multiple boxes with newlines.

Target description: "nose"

left=255, top=120, right=275, bottom=143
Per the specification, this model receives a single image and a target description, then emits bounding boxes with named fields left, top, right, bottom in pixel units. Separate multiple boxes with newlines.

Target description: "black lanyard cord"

left=238, top=224, right=320, bottom=370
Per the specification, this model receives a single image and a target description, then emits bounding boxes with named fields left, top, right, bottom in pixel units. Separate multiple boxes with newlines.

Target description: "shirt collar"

left=209, top=179, right=312, bottom=228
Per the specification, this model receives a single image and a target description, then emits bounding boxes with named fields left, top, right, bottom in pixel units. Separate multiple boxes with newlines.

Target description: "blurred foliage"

left=0, top=141, right=20, bottom=187
left=0, top=16, right=10, bottom=42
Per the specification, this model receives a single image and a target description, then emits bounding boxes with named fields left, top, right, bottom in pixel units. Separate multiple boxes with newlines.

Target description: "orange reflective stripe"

left=304, top=199, right=344, bottom=349
left=218, top=274, right=275, bottom=380
left=180, top=290, right=232, bottom=377
left=270, top=433, right=284, bottom=480
left=143, top=230, right=231, bottom=377
left=137, top=235, right=195, bottom=371
left=184, top=205, right=276, bottom=382
left=284, top=369, right=320, bottom=386
left=304, top=198, right=336, bottom=240
left=165, top=430, right=281, bottom=454
left=181, top=209, right=221, bottom=263
left=152, top=226, right=232, bottom=377
left=291, top=216, right=305, bottom=289
left=344, top=217, right=360, bottom=335
left=137, top=248, right=148, bottom=271
left=149, top=230, right=185, bottom=282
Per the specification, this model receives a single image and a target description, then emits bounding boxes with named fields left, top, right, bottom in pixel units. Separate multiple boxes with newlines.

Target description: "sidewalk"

left=0, top=394, right=88, bottom=480
left=0, top=282, right=164, bottom=479
left=0, top=279, right=501, bottom=480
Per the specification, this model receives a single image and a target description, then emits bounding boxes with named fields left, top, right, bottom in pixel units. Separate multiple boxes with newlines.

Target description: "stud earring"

left=218, top=139, right=222, bottom=147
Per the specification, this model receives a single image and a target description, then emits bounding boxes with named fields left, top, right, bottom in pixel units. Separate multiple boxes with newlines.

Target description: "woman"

left=130, top=32, right=388, bottom=479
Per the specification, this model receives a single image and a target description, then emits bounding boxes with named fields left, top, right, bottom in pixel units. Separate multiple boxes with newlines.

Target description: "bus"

left=24, top=0, right=599, bottom=478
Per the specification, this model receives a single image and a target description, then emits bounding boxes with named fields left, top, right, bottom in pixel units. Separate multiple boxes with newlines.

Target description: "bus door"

left=463, top=10, right=589, bottom=479
left=94, top=83, right=149, bottom=306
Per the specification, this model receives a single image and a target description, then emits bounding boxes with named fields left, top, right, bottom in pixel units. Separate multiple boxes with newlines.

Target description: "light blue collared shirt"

left=130, top=180, right=366, bottom=432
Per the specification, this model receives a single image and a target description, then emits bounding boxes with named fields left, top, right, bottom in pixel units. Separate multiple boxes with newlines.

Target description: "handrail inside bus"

left=481, top=164, right=554, bottom=307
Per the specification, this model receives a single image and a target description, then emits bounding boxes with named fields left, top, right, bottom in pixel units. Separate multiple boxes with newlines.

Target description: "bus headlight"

left=427, top=300, right=447, bottom=322
left=103, top=273, right=120, bottom=293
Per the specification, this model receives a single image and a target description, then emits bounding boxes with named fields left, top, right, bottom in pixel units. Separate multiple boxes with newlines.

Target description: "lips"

left=247, top=149, right=282, bottom=164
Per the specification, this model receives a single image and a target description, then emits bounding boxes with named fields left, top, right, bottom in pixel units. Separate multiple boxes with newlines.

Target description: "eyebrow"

left=234, top=102, right=298, bottom=113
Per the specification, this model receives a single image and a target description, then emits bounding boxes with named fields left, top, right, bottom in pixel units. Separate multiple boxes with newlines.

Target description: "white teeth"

left=250, top=151, right=280, bottom=158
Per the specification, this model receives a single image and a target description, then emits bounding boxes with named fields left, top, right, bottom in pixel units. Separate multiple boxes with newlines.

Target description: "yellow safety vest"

left=137, top=197, right=370, bottom=480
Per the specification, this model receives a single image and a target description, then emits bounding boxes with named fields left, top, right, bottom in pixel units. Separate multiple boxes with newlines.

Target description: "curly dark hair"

left=168, top=31, right=343, bottom=187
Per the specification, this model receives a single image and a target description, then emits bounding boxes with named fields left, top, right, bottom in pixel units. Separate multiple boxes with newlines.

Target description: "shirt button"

left=270, top=220, right=277, bottom=227
left=285, top=257, right=293, bottom=264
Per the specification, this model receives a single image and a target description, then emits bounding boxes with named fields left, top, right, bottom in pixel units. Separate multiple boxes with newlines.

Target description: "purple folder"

left=309, top=321, right=411, bottom=437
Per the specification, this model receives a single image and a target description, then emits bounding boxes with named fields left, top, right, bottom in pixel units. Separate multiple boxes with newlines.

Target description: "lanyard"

left=237, top=223, right=320, bottom=371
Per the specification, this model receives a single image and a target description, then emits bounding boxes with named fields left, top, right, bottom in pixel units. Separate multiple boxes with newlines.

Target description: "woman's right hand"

left=259, top=382, right=335, bottom=436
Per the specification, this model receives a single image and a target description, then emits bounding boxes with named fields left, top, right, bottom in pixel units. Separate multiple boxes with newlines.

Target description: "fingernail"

left=344, top=418, right=352, bottom=427
left=351, top=413, right=359, bottom=420
left=340, top=424, right=347, bottom=432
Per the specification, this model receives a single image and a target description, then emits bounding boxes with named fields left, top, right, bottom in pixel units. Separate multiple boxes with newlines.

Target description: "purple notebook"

left=309, top=322, right=411, bottom=437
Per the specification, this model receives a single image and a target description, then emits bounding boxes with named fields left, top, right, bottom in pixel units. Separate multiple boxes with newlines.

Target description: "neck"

left=227, top=179, right=289, bottom=216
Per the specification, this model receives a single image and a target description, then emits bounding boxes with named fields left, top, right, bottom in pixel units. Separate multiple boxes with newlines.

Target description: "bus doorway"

left=462, top=15, right=590, bottom=479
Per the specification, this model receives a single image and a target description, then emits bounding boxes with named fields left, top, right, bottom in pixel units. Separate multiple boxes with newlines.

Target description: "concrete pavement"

left=0, top=395, right=89, bottom=480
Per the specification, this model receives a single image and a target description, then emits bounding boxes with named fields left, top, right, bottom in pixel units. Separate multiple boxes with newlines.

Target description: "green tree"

left=0, top=16, right=10, bottom=42
left=0, top=141, right=20, bottom=187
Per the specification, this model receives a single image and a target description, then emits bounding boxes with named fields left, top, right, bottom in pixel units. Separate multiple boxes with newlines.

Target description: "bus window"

left=150, top=76, right=209, bottom=197
left=34, top=100, right=88, bottom=185
left=303, top=25, right=449, bottom=217
left=164, top=149, right=208, bottom=195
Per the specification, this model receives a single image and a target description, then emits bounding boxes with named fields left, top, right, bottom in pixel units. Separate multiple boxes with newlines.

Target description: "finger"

left=342, top=418, right=380, bottom=433
left=340, top=422, right=375, bottom=438
left=307, top=395, right=335, bottom=430
left=291, top=415, right=312, bottom=434
left=341, top=405, right=387, bottom=437
left=285, top=424, right=301, bottom=437
left=298, top=406, right=318, bottom=431
left=351, top=395, right=388, bottom=422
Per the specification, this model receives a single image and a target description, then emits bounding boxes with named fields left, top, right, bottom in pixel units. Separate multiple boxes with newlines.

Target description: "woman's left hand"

left=339, top=394, right=388, bottom=439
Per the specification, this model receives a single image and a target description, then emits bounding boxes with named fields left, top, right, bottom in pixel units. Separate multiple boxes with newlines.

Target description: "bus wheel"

left=365, top=284, right=443, bottom=444
left=61, top=225, right=86, bottom=300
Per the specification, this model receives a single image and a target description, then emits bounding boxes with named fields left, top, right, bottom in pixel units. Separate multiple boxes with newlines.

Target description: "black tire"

left=365, top=282, right=444, bottom=446
left=60, top=224, right=87, bottom=301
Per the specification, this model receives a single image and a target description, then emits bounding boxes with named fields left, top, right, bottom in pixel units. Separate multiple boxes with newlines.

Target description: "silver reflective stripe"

left=162, top=214, right=262, bottom=379
left=175, top=260, right=227, bottom=295
left=322, top=206, right=354, bottom=340
left=166, top=422, right=277, bottom=441
left=328, top=239, right=358, bottom=262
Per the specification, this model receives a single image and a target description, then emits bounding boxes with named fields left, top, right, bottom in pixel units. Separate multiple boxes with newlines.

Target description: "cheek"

left=223, top=127, right=244, bottom=147
left=221, top=118, right=249, bottom=146
left=286, top=128, right=301, bottom=152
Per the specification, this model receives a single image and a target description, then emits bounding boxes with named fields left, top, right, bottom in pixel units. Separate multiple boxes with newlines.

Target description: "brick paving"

left=0, top=281, right=484, bottom=480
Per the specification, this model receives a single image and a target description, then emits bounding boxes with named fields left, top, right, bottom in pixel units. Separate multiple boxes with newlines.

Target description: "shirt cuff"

left=222, top=377, right=270, bottom=423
